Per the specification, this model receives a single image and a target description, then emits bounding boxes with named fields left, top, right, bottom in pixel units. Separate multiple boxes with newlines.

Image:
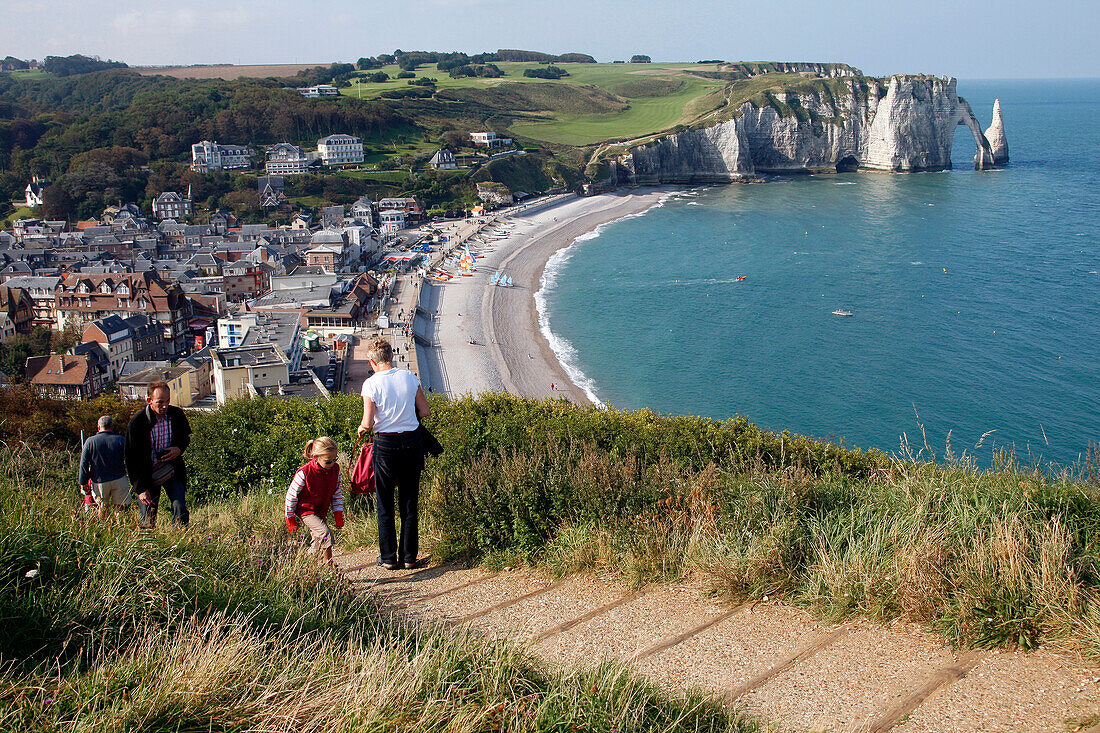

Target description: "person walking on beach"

left=125, top=381, right=192, bottom=528
left=78, top=415, right=130, bottom=520
left=285, top=437, right=344, bottom=565
left=357, top=337, right=430, bottom=570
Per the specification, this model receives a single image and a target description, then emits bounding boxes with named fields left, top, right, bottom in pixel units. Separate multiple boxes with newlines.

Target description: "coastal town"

left=0, top=131, right=546, bottom=408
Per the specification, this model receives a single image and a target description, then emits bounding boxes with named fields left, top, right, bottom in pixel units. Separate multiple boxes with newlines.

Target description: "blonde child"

left=285, top=437, right=344, bottom=564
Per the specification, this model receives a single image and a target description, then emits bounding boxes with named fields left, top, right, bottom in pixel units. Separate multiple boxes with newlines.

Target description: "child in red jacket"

left=285, top=437, right=344, bottom=565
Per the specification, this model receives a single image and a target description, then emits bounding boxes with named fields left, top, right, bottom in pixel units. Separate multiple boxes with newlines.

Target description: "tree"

left=523, top=66, right=568, bottom=80
left=440, top=130, right=469, bottom=149
left=41, top=54, right=127, bottom=76
left=41, top=185, right=73, bottom=221
left=50, top=321, right=83, bottom=354
left=630, top=55, right=652, bottom=63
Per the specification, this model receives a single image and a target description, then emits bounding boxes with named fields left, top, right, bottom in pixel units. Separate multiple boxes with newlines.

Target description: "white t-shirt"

left=361, top=367, right=421, bottom=433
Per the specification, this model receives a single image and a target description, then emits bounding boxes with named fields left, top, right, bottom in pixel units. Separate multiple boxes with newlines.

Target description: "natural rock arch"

left=957, top=97, right=996, bottom=169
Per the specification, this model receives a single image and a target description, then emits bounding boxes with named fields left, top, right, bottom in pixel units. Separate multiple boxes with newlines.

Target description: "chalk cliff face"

left=984, top=99, right=1009, bottom=165
left=619, top=76, right=1004, bottom=184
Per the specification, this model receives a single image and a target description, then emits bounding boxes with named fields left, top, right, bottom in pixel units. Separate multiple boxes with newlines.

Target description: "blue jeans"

left=373, top=432, right=423, bottom=565
left=138, top=476, right=189, bottom=527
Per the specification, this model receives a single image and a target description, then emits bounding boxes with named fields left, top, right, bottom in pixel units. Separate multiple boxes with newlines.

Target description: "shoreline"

left=414, top=188, right=670, bottom=404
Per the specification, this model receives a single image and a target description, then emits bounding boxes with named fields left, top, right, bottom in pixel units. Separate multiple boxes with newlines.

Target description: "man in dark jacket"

left=125, top=381, right=192, bottom=527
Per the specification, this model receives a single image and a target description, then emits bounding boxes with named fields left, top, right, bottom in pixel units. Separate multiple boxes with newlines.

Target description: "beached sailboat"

left=489, top=272, right=501, bottom=285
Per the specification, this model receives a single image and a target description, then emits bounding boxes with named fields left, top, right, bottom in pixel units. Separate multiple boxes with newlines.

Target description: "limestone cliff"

left=983, top=99, right=1009, bottom=165
left=617, top=76, right=1004, bottom=184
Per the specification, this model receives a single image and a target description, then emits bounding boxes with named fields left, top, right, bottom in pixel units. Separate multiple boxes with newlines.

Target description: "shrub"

left=523, top=66, right=569, bottom=80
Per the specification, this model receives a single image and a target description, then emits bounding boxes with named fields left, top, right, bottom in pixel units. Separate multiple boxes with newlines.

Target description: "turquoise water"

left=544, top=80, right=1100, bottom=468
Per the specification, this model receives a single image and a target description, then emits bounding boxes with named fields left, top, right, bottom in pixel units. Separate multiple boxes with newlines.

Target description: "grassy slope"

left=0, top=445, right=754, bottom=732
left=9, top=391, right=1097, bottom=662
left=347, top=62, right=728, bottom=146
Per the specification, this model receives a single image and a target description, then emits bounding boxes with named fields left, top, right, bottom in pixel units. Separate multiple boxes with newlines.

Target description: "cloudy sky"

left=5, top=0, right=1097, bottom=78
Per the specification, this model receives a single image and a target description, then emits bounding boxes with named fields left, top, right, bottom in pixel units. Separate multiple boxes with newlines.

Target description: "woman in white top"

left=358, top=336, right=431, bottom=570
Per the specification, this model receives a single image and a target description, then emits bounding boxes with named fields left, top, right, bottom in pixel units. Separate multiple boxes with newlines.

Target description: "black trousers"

left=373, top=432, right=424, bottom=565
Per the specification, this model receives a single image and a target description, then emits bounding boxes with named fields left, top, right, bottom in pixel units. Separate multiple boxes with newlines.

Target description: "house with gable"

left=81, top=314, right=135, bottom=381
left=257, top=176, right=285, bottom=208
left=152, top=191, right=193, bottom=220
left=0, top=285, right=35, bottom=335
left=54, top=271, right=189, bottom=355
left=25, top=176, right=47, bottom=208
left=25, top=353, right=99, bottom=399
left=209, top=209, right=238, bottom=234
left=429, top=149, right=457, bottom=170
left=1, top=276, right=60, bottom=327
left=0, top=312, right=16, bottom=343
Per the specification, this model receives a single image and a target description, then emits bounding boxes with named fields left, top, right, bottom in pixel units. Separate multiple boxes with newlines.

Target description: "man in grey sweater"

left=78, top=415, right=131, bottom=520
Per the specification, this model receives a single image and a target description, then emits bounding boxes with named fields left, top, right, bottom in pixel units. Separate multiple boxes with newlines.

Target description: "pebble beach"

left=414, top=189, right=668, bottom=404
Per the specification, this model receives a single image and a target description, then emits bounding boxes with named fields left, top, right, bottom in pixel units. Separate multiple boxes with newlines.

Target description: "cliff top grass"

left=4, top=389, right=1100, bottom=661
left=345, top=61, right=873, bottom=148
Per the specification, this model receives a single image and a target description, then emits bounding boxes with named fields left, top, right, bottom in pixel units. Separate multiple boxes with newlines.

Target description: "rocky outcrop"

left=983, top=99, right=1009, bottom=165
left=616, top=76, right=1003, bottom=184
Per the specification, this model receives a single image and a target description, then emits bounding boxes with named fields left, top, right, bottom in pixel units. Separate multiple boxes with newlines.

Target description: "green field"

left=3, top=203, right=35, bottom=227
left=346, top=62, right=728, bottom=146
left=6, top=69, right=52, bottom=80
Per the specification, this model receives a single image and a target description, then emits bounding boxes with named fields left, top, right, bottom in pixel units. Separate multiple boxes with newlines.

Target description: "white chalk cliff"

left=983, top=98, right=1009, bottom=165
left=617, top=76, right=1005, bottom=184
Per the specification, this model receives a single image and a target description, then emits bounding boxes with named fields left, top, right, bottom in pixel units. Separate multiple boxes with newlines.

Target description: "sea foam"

left=535, top=201, right=663, bottom=405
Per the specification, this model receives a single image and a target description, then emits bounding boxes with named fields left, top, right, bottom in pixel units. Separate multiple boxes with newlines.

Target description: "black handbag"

left=418, top=424, right=443, bottom=457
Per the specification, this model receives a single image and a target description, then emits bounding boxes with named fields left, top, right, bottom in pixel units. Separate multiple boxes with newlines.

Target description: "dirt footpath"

left=336, top=551, right=1100, bottom=732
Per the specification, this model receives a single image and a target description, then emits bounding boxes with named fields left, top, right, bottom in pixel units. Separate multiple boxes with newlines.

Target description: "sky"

left=3, top=0, right=1097, bottom=79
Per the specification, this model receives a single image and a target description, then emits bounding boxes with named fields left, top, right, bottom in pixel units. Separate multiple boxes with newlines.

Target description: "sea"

left=539, top=79, right=1100, bottom=470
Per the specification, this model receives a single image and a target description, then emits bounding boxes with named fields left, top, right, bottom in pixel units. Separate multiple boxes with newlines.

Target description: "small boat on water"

left=832, top=309, right=853, bottom=317
left=736, top=276, right=747, bottom=281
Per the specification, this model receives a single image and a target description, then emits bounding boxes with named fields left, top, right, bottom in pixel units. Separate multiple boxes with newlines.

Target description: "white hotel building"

left=317, top=134, right=364, bottom=166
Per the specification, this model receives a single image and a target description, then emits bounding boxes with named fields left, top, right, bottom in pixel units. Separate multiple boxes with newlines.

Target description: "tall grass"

left=7, top=391, right=1100, bottom=657
left=430, top=433, right=1100, bottom=656
left=0, top=445, right=755, bottom=732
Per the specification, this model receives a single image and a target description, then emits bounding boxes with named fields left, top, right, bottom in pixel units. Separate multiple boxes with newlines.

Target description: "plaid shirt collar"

left=149, top=406, right=172, bottom=459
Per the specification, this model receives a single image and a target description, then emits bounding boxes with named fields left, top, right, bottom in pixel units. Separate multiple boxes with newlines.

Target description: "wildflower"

left=24, top=569, right=39, bottom=579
